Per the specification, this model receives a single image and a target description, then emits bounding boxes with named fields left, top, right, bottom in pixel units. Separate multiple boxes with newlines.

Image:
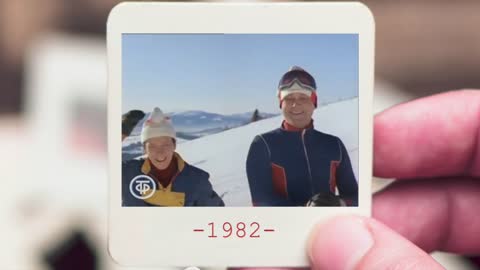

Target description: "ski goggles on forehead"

left=278, top=70, right=317, bottom=91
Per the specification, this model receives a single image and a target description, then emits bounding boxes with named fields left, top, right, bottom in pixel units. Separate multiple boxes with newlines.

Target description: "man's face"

left=145, top=137, right=176, bottom=170
left=281, top=92, right=315, bottom=129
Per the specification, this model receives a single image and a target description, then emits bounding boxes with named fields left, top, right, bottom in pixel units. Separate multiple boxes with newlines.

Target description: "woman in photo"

left=121, top=107, right=225, bottom=207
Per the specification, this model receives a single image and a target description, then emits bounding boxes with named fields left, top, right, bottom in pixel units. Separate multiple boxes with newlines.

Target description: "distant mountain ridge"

left=130, top=110, right=278, bottom=136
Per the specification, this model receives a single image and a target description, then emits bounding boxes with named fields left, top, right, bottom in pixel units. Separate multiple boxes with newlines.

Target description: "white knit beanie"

left=141, top=107, right=176, bottom=144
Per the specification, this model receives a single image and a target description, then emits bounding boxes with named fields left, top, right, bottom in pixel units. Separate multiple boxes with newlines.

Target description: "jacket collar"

left=281, top=119, right=314, bottom=132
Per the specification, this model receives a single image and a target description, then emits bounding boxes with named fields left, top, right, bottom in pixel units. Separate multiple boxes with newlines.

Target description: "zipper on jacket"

left=301, top=129, right=314, bottom=196
left=148, top=173, right=164, bottom=191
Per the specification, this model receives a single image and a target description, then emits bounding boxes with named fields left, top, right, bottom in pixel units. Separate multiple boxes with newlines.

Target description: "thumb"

left=308, top=215, right=445, bottom=270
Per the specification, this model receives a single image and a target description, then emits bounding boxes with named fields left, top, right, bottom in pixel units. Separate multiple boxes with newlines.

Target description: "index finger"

left=374, top=89, right=480, bottom=179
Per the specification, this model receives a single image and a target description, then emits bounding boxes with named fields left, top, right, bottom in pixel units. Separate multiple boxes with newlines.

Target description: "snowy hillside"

left=123, top=110, right=278, bottom=159
left=177, top=98, right=359, bottom=206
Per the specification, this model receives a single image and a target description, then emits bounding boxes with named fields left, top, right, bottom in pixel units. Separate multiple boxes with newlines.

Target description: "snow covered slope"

left=177, top=98, right=359, bottom=206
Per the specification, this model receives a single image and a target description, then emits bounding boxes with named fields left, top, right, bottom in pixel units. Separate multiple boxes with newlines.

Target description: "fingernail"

left=309, top=216, right=374, bottom=270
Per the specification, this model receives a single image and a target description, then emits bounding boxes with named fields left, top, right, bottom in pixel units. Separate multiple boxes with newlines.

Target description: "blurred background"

left=1, top=0, right=479, bottom=269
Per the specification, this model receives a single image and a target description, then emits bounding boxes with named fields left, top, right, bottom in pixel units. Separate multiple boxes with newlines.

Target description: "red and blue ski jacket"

left=246, top=123, right=358, bottom=206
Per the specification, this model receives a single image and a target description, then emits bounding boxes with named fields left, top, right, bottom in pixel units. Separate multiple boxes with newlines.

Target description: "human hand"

left=308, top=89, right=480, bottom=269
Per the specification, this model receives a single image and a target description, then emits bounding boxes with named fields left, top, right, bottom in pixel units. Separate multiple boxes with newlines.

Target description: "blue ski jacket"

left=246, top=123, right=358, bottom=206
left=122, top=153, right=225, bottom=207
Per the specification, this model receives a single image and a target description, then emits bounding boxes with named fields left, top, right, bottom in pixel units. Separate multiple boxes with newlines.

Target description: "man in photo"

left=246, top=66, right=358, bottom=206
left=121, top=107, right=225, bottom=207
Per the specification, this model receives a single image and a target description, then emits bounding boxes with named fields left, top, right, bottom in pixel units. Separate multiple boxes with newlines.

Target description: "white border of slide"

left=107, top=2, right=374, bottom=267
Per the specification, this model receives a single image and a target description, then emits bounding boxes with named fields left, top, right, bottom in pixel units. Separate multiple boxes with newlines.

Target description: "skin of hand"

left=312, top=89, right=480, bottom=270
left=237, top=89, right=480, bottom=270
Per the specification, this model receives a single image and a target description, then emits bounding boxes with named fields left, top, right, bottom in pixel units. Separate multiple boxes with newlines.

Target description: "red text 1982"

left=193, top=222, right=275, bottom=238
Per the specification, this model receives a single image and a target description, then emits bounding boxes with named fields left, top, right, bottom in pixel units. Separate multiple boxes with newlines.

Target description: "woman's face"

left=145, top=137, right=176, bottom=170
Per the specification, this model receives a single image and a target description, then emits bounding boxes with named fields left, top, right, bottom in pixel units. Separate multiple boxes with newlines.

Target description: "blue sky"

left=122, top=34, right=358, bottom=114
